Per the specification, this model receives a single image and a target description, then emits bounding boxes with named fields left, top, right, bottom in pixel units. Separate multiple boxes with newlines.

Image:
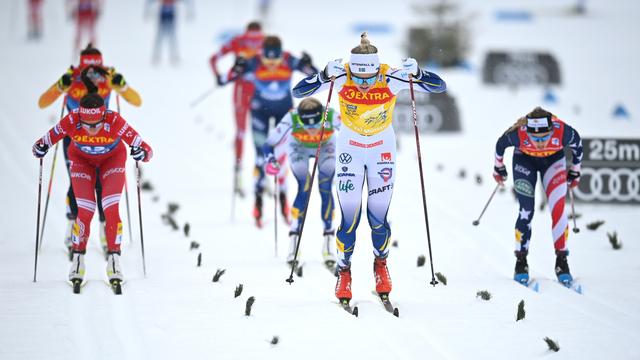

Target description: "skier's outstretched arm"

left=262, top=113, right=293, bottom=160
left=387, top=59, right=446, bottom=95
left=38, top=67, right=74, bottom=109
left=109, top=69, right=142, bottom=106
left=292, top=60, right=347, bottom=98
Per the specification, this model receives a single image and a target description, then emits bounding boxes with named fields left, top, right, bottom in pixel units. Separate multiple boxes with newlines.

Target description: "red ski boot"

left=374, top=257, right=392, bottom=295
left=335, top=266, right=352, bottom=300
left=253, top=193, right=263, bottom=228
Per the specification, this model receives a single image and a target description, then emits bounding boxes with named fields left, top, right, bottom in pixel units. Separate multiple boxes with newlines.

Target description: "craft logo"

left=378, top=168, right=392, bottom=182
left=339, top=153, right=352, bottom=164
left=368, top=183, right=393, bottom=196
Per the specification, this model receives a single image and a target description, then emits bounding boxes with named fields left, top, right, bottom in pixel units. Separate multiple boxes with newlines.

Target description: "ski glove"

left=58, top=72, right=73, bottom=90
left=323, top=59, right=344, bottom=80
left=232, top=57, right=248, bottom=74
left=401, top=57, right=419, bottom=77
left=299, top=52, right=313, bottom=69
left=130, top=141, right=153, bottom=162
left=32, top=141, right=49, bottom=158
left=264, top=154, right=280, bottom=175
left=493, top=165, right=508, bottom=185
left=111, top=73, right=126, bottom=88
left=567, top=169, right=580, bottom=189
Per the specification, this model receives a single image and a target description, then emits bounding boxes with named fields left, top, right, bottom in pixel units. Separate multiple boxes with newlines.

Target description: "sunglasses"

left=351, top=73, right=377, bottom=85
left=529, top=133, right=551, bottom=142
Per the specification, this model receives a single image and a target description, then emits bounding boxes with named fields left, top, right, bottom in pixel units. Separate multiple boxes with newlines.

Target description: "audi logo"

left=573, top=167, right=640, bottom=202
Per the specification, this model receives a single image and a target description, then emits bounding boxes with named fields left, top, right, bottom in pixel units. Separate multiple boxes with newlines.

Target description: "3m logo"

left=381, top=153, right=392, bottom=162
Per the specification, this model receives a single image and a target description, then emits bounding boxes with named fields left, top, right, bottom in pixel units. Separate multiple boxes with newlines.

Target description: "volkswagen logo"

left=339, top=153, right=352, bottom=164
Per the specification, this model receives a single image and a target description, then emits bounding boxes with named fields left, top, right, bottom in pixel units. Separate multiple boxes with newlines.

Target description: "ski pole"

left=189, top=86, right=216, bottom=108
left=34, top=158, right=44, bottom=282
left=230, top=165, right=237, bottom=223
left=568, top=187, right=580, bottom=233
left=274, top=175, right=278, bottom=257
left=408, top=77, right=438, bottom=287
left=472, top=183, right=501, bottom=226
left=39, top=98, right=66, bottom=250
left=286, top=78, right=335, bottom=284
left=116, top=95, right=135, bottom=246
left=135, top=161, right=147, bottom=276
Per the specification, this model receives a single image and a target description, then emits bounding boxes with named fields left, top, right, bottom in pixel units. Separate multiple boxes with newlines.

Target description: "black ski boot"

left=513, top=250, right=529, bottom=284
left=555, top=250, right=573, bottom=286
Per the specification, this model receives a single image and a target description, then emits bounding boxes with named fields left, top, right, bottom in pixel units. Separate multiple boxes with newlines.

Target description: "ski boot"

left=279, top=191, right=291, bottom=225
left=106, top=252, right=124, bottom=294
left=64, top=218, right=75, bottom=261
left=373, top=257, right=393, bottom=295
left=322, top=229, right=337, bottom=272
left=286, top=231, right=299, bottom=265
left=234, top=164, right=245, bottom=198
left=253, top=192, right=263, bottom=228
left=100, top=220, right=108, bottom=260
left=555, top=250, right=573, bottom=286
left=335, top=266, right=352, bottom=300
left=69, top=251, right=86, bottom=294
left=513, top=250, right=529, bottom=285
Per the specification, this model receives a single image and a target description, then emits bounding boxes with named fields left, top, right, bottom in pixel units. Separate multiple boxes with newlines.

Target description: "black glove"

left=58, top=73, right=72, bottom=90
left=567, top=169, right=580, bottom=188
left=130, top=146, right=147, bottom=162
left=232, top=57, right=248, bottom=74
left=32, top=142, right=49, bottom=158
left=299, top=52, right=312, bottom=68
left=493, top=165, right=508, bottom=184
left=111, top=73, right=126, bottom=88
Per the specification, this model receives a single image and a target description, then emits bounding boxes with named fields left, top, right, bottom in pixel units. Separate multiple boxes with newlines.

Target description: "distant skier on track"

left=263, top=98, right=340, bottom=270
left=492, top=106, right=583, bottom=287
left=38, top=44, right=142, bottom=258
left=292, top=33, right=446, bottom=304
left=219, top=35, right=317, bottom=228
left=33, top=78, right=153, bottom=292
left=209, top=21, right=264, bottom=197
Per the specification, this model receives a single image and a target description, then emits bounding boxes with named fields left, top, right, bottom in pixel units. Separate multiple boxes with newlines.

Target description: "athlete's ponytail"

left=351, top=32, right=378, bottom=54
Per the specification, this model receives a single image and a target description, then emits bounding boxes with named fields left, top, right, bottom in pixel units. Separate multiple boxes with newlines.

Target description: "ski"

left=324, top=260, right=337, bottom=277
left=558, top=280, right=583, bottom=294
left=515, top=278, right=540, bottom=292
left=373, top=292, right=399, bottom=317
left=108, top=279, right=123, bottom=295
left=339, top=298, right=358, bottom=317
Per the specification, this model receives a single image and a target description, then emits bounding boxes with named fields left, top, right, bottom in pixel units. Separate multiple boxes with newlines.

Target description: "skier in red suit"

left=209, top=21, right=264, bottom=196
left=33, top=87, right=152, bottom=286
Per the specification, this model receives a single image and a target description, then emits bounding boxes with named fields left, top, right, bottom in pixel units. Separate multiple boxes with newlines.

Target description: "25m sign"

left=573, top=138, right=640, bottom=204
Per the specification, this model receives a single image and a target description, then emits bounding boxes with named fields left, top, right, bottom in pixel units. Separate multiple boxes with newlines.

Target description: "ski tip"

left=531, top=281, right=540, bottom=292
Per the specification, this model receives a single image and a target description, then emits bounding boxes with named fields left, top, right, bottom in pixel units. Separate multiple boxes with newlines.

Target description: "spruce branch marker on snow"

left=586, top=220, right=605, bottom=231
left=607, top=232, right=622, bottom=250
left=543, top=337, right=560, bottom=352
left=197, top=253, right=202, bottom=267
left=234, top=284, right=243, bottom=298
left=245, top=296, right=255, bottom=316
left=270, top=336, right=279, bottom=345
left=516, top=300, right=526, bottom=321
left=212, top=269, right=226, bottom=282
left=476, top=290, right=492, bottom=301
left=435, top=272, right=447, bottom=285
left=417, top=255, right=426, bottom=267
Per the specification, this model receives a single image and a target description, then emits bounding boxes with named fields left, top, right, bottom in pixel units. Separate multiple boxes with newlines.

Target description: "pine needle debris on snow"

left=234, top=284, right=243, bottom=298
left=245, top=296, right=255, bottom=316
left=543, top=337, right=560, bottom=352
left=516, top=300, right=526, bottom=321
left=607, top=231, right=622, bottom=250
left=476, top=290, right=491, bottom=300
left=586, top=220, right=605, bottom=230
